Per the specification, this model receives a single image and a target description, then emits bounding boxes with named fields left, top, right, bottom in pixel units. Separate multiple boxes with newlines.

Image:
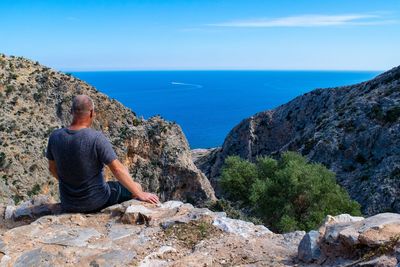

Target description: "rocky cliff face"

left=195, top=66, right=400, bottom=215
left=0, top=54, right=215, bottom=205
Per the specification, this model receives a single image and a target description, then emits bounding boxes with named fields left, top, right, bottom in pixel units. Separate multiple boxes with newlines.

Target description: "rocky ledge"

left=1, top=196, right=399, bottom=266
left=0, top=195, right=400, bottom=266
left=0, top=196, right=304, bottom=266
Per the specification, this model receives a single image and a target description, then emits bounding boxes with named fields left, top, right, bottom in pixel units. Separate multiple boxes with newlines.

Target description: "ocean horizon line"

left=65, top=69, right=385, bottom=73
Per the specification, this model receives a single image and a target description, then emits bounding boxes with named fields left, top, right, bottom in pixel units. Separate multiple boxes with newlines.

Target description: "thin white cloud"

left=209, top=14, right=395, bottom=28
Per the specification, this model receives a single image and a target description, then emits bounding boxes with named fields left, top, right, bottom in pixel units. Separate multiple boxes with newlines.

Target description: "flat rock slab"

left=14, top=248, right=54, bottom=267
left=107, top=223, right=140, bottom=240
left=88, top=250, right=136, bottom=266
left=41, top=227, right=101, bottom=247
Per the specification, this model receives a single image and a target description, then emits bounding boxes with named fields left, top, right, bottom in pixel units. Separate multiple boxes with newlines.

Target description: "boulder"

left=298, top=213, right=400, bottom=266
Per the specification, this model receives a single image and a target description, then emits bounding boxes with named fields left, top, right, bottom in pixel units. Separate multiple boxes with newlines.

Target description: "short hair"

left=71, top=95, right=94, bottom=116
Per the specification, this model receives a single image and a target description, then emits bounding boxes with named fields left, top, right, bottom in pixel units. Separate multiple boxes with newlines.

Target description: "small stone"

left=161, top=201, right=184, bottom=210
left=298, top=230, right=321, bottom=263
left=4, top=205, right=15, bottom=220
left=322, top=214, right=364, bottom=227
left=122, top=205, right=154, bottom=225
left=213, top=216, right=272, bottom=238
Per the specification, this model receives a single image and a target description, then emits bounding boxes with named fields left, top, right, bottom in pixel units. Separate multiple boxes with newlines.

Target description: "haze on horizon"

left=1, top=0, right=399, bottom=71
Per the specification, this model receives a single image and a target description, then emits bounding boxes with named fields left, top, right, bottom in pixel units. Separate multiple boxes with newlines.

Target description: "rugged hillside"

left=195, top=66, right=400, bottom=215
left=0, top=54, right=215, bottom=205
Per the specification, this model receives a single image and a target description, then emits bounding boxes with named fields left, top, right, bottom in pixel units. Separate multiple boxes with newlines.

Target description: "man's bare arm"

left=48, top=160, right=59, bottom=180
left=107, top=159, right=159, bottom=204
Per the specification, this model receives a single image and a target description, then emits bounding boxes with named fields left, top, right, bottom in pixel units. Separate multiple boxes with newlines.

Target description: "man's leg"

left=119, top=181, right=142, bottom=202
left=107, top=181, right=142, bottom=204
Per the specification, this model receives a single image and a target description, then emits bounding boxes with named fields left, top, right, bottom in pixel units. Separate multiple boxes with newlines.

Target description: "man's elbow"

left=48, top=161, right=58, bottom=179
left=111, top=165, right=126, bottom=177
left=108, top=160, right=125, bottom=174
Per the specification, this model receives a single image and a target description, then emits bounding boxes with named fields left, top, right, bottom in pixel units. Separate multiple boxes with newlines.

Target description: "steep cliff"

left=195, top=66, right=400, bottom=215
left=0, top=54, right=215, bottom=205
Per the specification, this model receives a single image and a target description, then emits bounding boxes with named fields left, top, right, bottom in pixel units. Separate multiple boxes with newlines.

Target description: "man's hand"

left=136, top=192, right=159, bottom=204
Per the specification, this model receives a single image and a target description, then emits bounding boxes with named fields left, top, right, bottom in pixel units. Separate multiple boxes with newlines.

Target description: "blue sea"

left=71, top=71, right=380, bottom=149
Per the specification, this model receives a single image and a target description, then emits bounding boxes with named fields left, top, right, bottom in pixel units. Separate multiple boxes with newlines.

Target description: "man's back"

left=46, top=128, right=117, bottom=212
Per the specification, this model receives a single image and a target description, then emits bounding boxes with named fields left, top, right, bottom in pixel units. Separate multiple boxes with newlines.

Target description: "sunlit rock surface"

left=0, top=198, right=304, bottom=266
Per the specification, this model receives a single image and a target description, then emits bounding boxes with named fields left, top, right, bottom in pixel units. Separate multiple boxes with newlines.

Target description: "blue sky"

left=1, top=0, right=399, bottom=71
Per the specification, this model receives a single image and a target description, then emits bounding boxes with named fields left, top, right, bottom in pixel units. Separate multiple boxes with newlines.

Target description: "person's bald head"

left=71, top=95, right=95, bottom=118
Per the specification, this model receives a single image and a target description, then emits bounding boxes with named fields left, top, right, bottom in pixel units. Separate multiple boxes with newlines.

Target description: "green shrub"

left=1, top=175, right=8, bottom=185
left=220, top=152, right=361, bottom=233
left=27, top=183, right=41, bottom=197
left=0, top=152, right=6, bottom=168
left=220, top=156, right=257, bottom=204
left=385, top=106, right=400, bottom=123
left=368, top=105, right=385, bottom=121
left=9, top=73, right=18, bottom=80
left=132, top=118, right=142, bottom=126
left=368, top=105, right=400, bottom=124
left=5, top=85, right=14, bottom=95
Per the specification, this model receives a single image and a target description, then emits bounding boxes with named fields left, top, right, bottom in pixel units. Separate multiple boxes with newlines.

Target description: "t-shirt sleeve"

left=46, top=135, right=54, bottom=160
left=96, top=132, right=118, bottom=165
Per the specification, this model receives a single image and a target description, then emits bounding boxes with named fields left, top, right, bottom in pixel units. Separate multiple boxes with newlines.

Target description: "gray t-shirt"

left=46, top=128, right=117, bottom=212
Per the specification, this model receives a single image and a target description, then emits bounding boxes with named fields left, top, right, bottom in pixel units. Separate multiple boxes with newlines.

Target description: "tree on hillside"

left=220, top=152, right=361, bottom=233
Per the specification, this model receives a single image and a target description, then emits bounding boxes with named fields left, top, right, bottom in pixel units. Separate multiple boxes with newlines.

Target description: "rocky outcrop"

left=191, top=148, right=220, bottom=178
left=196, top=66, right=400, bottom=214
left=2, top=195, right=400, bottom=266
left=0, top=54, right=215, bottom=205
left=298, top=213, right=400, bottom=266
left=0, top=196, right=305, bottom=266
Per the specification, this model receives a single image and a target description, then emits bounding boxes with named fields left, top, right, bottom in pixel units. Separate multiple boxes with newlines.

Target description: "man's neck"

left=68, top=125, right=89, bottom=131
left=69, top=120, right=91, bottom=131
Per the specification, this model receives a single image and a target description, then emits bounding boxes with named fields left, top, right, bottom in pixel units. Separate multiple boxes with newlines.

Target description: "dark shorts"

left=90, top=181, right=133, bottom=213
left=105, top=181, right=133, bottom=206
left=61, top=181, right=133, bottom=214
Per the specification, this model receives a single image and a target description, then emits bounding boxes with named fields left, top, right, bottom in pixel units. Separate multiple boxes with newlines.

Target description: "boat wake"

left=171, top=81, right=203, bottom=88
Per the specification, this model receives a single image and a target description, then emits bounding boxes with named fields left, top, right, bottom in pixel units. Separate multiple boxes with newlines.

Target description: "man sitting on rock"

left=46, top=95, right=159, bottom=213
